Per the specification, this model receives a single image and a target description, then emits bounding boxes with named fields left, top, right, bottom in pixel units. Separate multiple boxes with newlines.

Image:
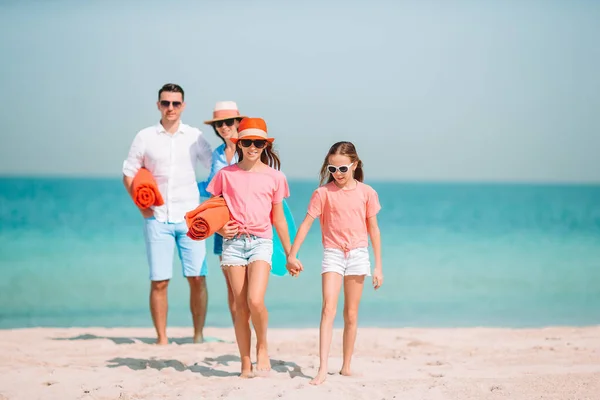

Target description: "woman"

left=198, top=101, right=247, bottom=324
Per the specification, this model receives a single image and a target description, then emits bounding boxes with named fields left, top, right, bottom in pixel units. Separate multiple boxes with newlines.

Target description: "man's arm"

left=122, top=133, right=153, bottom=218
left=123, top=174, right=134, bottom=196
left=123, top=175, right=154, bottom=218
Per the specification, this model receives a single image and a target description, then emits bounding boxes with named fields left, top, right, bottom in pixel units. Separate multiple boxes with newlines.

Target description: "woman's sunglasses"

left=159, top=100, right=182, bottom=109
left=214, top=119, right=236, bottom=128
left=239, top=139, right=267, bottom=149
left=327, top=163, right=354, bottom=174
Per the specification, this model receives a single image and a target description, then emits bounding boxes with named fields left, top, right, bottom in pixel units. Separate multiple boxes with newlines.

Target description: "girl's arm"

left=286, top=214, right=315, bottom=275
left=272, top=202, right=292, bottom=255
left=367, top=215, right=383, bottom=289
left=288, top=214, right=314, bottom=259
left=205, top=170, right=238, bottom=239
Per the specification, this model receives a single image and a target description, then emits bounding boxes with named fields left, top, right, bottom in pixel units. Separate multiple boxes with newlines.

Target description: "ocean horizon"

left=1, top=177, right=599, bottom=330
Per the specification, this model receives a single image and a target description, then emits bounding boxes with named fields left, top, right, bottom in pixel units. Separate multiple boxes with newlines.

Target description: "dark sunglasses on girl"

left=159, top=100, right=182, bottom=108
left=327, top=163, right=354, bottom=174
left=214, top=119, right=236, bottom=128
left=239, top=139, right=267, bottom=149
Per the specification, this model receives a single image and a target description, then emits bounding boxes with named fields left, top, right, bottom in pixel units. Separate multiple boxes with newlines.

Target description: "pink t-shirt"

left=207, top=164, right=290, bottom=239
left=307, top=181, right=381, bottom=252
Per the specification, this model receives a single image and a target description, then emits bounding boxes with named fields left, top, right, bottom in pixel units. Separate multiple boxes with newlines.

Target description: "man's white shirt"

left=123, top=122, right=212, bottom=223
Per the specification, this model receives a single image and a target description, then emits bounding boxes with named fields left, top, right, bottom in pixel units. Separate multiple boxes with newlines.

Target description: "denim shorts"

left=322, top=247, right=371, bottom=276
left=221, top=234, right=273, bottom=267
left=143, top=217, right=208, bottom=281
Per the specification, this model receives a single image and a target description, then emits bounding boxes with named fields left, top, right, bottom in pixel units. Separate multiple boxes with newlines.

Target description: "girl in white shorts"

left=286, top=141, right=383, bottom=385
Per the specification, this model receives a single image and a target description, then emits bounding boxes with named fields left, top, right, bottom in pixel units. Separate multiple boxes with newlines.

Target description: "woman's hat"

left=231, top=117, right=275, bottom=144
left=203, top=101, right=247, bottom=125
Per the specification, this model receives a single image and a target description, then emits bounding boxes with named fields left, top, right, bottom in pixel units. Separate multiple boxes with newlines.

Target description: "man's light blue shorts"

left=143, top=217, right=208, bottom=281
left=221, top=234, right=273, bottom=267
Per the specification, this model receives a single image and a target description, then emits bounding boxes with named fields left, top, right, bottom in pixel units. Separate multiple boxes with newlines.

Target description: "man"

left=122, top=83, right=212, bottom=344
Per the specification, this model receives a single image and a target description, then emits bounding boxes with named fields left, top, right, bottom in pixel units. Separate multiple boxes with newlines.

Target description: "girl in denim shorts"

left=286, top=141, right=384, bottom=385
left=206, top=117, right=293, bottom=378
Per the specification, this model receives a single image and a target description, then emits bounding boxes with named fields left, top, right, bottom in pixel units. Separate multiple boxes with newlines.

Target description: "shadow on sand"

left=106, top=354, right=311, bottom=379
left=106, top=356, right=239, bottom=377
left=52, top=333, right=231, bottom=345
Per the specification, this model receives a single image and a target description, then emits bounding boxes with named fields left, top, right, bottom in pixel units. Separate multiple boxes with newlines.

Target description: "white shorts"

left=321, top=248, right=371, bottom=276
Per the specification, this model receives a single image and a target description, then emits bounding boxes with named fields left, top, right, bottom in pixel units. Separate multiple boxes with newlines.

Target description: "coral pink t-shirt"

left=207, top=164, right=290, bottom=239
left=307, top=181, right=381, bottom=252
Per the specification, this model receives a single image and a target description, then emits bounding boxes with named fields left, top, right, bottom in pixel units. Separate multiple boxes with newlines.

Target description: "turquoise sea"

left=0, top=178, right=599, bottom=329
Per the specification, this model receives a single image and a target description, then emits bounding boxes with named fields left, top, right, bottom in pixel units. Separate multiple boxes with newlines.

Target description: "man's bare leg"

left=150, top=280, right=169, bottom=345
left=187, top=276, right=208, bottom=343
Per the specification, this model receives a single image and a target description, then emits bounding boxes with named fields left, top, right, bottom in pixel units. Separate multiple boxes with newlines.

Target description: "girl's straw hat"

left=203, top=101, right=247, bottom=125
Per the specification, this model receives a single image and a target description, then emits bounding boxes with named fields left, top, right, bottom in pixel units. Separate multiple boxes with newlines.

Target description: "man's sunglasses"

left=239, top=139, right=267, bottom=149
left=214, top=119, right=236, bottom=128
left=327, top=163, right=354, bottom=174
left=159, top=100, right=182, bottom=109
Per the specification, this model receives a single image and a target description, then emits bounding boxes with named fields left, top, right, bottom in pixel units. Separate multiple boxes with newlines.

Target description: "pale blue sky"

left=1, top=0, right=599, bottom=182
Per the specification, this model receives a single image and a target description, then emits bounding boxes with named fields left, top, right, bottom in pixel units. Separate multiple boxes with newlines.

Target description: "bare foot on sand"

left=340, top=368, right=353, bottom=376
left=156, top=337, right=169, bottom=345
left=239, top=368, right=254, bottom=379
left=256, top=346, right=271, bottom=374
left=193, top=334, right=204, bottom=344
left=309, top=369, right=328, bottom=385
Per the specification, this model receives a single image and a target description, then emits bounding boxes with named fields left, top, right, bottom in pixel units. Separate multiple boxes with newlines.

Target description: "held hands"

left=286, top=256, right=304, bottom=277
left=372, top=267, right=383, bottom=290
left=217, top=221, right=239, bottom=240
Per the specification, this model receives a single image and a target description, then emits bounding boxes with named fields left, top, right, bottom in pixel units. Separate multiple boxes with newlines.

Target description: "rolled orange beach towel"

left=185, top=196, right=231, bottom=241
left=131, top=168, right=164, bottom=209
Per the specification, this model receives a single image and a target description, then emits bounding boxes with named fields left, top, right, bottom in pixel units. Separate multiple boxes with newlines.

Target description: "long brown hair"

left=319, top=141, right=364, bottom=185
left=236, top=142, right=281, bottom=170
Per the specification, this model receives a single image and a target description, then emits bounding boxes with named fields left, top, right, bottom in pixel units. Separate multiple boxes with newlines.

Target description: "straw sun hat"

left=203, top=101, right=247, bottom=125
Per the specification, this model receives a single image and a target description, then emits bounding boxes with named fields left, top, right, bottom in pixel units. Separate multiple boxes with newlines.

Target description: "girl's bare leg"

left=247, top=260, right=271, bottom=372
left=310, top=272, right=343, bottom=385
left=220, top=256, right=237, bottom=325
left=341, top=275, right=365, bottom=376
left=226, top=266, right=253, bottom=378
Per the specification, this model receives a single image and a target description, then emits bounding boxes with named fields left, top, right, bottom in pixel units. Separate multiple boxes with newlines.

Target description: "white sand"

left=0, top=326, right=599, bottom=399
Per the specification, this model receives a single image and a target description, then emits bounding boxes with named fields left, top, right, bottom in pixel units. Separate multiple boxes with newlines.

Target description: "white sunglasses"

left=327, top=163, right=354, bottom=174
